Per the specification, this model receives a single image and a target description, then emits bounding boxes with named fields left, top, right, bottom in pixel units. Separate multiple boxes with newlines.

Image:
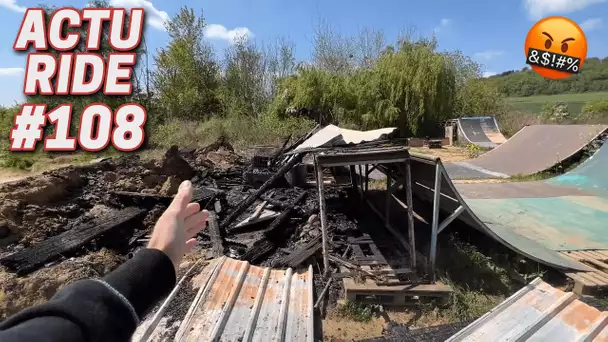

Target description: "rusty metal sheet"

left=175, top=257, right=314, bottom=342
left=451, top=124, right=608, bottom=177
left=447, top=278, right=608, bottom=341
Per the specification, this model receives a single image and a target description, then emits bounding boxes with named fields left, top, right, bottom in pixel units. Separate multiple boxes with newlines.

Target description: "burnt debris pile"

left=0, top=135, right=370, bottom=287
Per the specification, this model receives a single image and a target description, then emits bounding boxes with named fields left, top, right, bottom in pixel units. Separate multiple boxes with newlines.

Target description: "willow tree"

left=271, top=36, right=457, bottom=136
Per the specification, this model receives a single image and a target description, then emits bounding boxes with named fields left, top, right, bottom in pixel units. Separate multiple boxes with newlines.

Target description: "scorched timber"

left=239, top=192, right=308, bottom=262
left=206, top=212, right=224, bottom=257
left=0, top=207, right=146, bottom=275
left=272, top=235, right=321, bottom=268
left=111, top=188, right=219, bottom=208
left=220, top=153, right=303, bottom=230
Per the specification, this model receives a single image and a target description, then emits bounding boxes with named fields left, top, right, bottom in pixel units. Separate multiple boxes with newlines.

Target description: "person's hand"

left=148, top=180, right=208, bottom=272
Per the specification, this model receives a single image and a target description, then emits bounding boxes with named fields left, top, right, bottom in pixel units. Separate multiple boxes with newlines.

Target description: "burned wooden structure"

left=312, top=145, right=452, bottom=304
left=313, top=147, right=416, bottom=272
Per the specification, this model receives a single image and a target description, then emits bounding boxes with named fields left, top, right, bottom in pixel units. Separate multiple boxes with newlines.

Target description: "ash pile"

left=0, top=128, right=384, bottom=318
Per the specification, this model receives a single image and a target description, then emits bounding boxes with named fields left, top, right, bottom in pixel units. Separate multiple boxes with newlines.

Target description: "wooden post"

left=385, top=167, right=392, bottom=225
left=349, top=165, right=357, bottom=189
left=364, top=164, right=369, bottom=192
left=358, top=164, right=364, bottom=201
left=315, top=157, right=330, bottom=275
left=404, top=158, right=416, bottom=270
left=430, top=162, right=442, bottom=281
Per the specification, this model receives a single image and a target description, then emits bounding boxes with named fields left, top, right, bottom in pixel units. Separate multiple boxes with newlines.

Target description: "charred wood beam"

left=314, top=246, right=351, bottom=310
left=238, top=192, right=308, bottom=262
left=281, top=124, right=321, bottom=155
left=111, top=188, right=220, bottom=209
left=207, top=212, right=224, bottom=258
left=239, top=239, right=275, bottom=263
left=272, top=235, right=322, bottom=268
left=1, top=207, right=146, bottom=275
left=268, top=134, right=293, bottom=166
left=261, top=192, right=307, bottom=237
left=220, top=153, right=302, bottom=230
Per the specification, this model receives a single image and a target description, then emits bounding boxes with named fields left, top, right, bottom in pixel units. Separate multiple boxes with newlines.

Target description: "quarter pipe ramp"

left=410, top=143, right=608, bottom=271
left=446, top=124, right=608, bottom=179
left=457, top=116, right=506, bottom=148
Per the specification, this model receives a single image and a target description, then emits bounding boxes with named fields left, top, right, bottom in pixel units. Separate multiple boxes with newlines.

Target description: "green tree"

left=153, top=7, right=221, bottom=121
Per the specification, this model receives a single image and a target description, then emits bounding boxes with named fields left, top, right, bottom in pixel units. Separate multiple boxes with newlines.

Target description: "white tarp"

left=294, top=124, right=396, bottom=152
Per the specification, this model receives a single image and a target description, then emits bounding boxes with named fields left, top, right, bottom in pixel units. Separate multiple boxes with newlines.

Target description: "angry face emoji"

left=524, top=16, right=588, bottom=79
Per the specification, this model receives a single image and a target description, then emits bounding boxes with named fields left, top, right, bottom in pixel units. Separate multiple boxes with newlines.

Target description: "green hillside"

left=507, top=92, right=608, bottom=115
left=485, top=57, right=608, bottom=97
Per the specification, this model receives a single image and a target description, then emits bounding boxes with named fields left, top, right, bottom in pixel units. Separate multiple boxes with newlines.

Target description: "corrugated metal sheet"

left=294, top=124, right=396, bottom=152
left=174, top=256, right=314, bottom=342
left=447, top=278, right=608, bottom=341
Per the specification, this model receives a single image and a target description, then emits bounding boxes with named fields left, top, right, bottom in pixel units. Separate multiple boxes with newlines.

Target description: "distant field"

left=507, top=92, right=608, bottom=114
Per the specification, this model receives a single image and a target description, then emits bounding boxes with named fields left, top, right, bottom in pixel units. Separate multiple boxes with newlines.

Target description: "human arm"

left=0, top=180, right=207, bottom=342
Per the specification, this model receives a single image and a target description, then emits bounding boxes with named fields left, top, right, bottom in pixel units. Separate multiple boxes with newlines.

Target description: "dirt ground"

left=323, top=307, right=454, bottom=341
left=409, top=146, right=470, bottom=163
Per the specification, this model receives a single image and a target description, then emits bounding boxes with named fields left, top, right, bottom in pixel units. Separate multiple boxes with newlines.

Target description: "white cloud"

left=434, top=18, right=451, bottom=33
left=0, top=68, right=24, bottom=76
left=483, top=71, right=498, bottom=78
left=580, top=18, right=603, bottom=31
left=524, top=0, right=608, bottom=19
left=109, top=0, right=169, bottom=30
left=0, top=0, right=26, bottom=12
left=204, top=24, right=254, bottom=43
left=475, top=50, right=505, bottom=60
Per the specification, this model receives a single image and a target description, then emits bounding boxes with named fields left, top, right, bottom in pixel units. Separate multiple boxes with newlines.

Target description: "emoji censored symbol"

left=526, top=48, right=580, bottom=74
left=524, top=16, right=587, bottom=80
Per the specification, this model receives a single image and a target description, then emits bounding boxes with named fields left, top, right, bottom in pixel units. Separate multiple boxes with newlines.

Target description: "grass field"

left=507, top=91, right=608, bottom=114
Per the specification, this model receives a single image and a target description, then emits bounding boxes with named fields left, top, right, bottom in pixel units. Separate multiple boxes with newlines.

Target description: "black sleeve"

left=0, top=248, right=176, bottom=342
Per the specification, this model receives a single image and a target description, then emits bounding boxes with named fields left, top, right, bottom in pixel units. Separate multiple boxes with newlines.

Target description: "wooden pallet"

left=342, top=235, right=452, bottom=305
left=559, top=250, right=608, bottom=295
left=343, top=277, right=453, bottom=305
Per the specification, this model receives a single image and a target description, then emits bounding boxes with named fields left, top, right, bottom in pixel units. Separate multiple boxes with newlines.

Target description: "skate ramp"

left=410, top=152, right=608, bottom=271
left=457, top=117, right=502, bottom=148
left=447, top=124, right=608, bottom=179
left=479, top=116, right=507, bottom=144
left=547, top=139, right=608, bottom=195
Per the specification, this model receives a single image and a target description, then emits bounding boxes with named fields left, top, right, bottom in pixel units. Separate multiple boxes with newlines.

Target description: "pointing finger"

left=169, top=180, right=193, bottom=213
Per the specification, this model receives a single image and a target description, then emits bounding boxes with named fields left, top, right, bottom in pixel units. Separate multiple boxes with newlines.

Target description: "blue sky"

left=0, top=0, right=606, bottom=106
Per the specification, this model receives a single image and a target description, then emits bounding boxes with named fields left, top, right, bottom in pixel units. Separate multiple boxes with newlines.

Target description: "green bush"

left=578, top=100, right=608, bottom=124
left=149, top=115, right=315, bottom=150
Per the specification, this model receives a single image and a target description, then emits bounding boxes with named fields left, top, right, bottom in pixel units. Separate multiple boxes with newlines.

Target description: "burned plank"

left=239, top=239, right=275, bottom=263
left=1, top=207, right=146, bottom=275
left=239, top=192, right=308, bottom=263
left=220, top=153, right=302, bottom=230
left=112, top=188, right=220, bottom=208
left=314, top=245, right=351, bottom=310
left=272, top=236, right=322, bottom=268
left=207, top=212, right=224, bottom=257
left=328, top=254, right=378, bottom=279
